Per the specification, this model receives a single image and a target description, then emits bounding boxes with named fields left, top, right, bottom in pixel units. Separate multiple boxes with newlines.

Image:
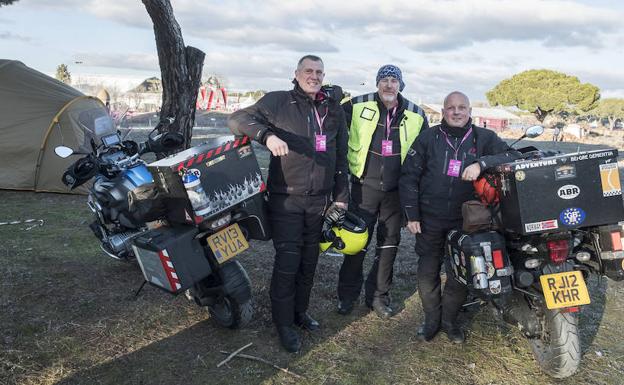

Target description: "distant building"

left=422, top=103, right=522, bottom=130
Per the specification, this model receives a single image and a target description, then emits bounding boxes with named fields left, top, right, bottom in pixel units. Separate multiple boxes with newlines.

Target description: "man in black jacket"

left=399, top=91, right=518, bottom=343
left=228, top=55, right=349, bottom=353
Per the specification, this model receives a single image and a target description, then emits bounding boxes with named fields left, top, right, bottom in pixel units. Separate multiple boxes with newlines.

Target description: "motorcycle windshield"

left=73, top=107, right=117, bottom=152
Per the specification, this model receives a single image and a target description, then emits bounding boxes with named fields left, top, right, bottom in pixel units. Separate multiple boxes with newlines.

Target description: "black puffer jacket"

left=399, top=119, right=520, bottom=221
left=228, top=83, right=349, bottom=203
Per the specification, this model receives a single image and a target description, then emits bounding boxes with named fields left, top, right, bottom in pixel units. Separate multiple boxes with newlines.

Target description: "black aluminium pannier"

left=496, top=148, right=624, bottom=235
left=446, top=230, right=513, bottom=297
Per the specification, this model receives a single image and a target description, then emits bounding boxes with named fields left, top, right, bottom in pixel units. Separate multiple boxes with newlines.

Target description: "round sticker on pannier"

left=559, top=207, right=586, bottom=226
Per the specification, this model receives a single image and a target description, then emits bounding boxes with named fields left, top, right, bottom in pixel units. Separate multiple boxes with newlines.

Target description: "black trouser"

left=337, top=183, right=402, bottom=305
left=414, top=217, right=468, bottom=325
left=268, top=193, right=329, bottom=326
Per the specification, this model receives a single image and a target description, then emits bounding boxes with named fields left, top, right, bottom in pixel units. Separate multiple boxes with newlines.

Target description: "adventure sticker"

left=555, top=164, right=576, bottom=180
left=525, top=219, right=559, bottom=233
left=205, top=154, right=225, bottom=167
left=600, top=163, right=622, bottom=197
left=560, top=207, right=586, bottom=227
left=515, top=170, right=526, bottom=181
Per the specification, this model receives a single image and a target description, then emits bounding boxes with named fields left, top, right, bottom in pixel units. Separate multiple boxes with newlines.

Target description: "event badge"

left=315, top=134, right=326, bottom=152
left=381, top=140, right=393, bottom=156
left=447, top=159, right=462, bottom=177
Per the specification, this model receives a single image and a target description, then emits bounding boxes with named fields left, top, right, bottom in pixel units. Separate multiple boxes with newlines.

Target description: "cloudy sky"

left=1, top=0, right=623, bottom=103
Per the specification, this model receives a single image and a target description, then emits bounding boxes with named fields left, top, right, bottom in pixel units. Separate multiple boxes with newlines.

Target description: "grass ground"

left=1, top=137, right=624, bottom=385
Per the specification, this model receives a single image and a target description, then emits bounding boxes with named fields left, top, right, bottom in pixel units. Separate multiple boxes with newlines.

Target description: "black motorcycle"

left=56, top=119, right=268, bottom=329
left=448, top=125, right=624, bottom=378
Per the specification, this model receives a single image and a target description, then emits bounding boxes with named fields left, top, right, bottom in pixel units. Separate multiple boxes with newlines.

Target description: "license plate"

left=539, top=271, right=591, bottom=309
left=206, top=223, right=249, bottom=264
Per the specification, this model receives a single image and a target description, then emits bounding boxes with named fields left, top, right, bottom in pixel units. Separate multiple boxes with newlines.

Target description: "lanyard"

left=439, top=126, right=472, bottom=159
left=385, top=106, right=397, bottom=140
left=313, top=106, right=328, bottom=135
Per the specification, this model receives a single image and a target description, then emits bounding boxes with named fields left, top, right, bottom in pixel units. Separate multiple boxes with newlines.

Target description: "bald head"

left=443, top=91, right=470, bottom=108
left=442, top=91, right=472, bottom=128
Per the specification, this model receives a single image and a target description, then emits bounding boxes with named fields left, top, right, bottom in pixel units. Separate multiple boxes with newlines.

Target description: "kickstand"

left=135, top=280, right=148, bottom=297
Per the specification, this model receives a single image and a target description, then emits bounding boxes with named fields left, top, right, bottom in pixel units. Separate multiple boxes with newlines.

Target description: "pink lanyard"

left=385, top=106, right=397, bottom=140
left=314, top=106, right=327, bottom=135
left=439, top=126, right=473, bottom=159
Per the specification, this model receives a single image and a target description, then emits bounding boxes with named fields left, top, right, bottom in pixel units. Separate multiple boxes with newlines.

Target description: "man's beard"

left=381, top=93, right=396, bottom=103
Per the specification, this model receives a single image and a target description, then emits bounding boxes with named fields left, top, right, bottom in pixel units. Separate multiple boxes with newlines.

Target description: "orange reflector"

left=611, top=231, right=623, bottom=251
left=492, top=249, right=504, bottom=269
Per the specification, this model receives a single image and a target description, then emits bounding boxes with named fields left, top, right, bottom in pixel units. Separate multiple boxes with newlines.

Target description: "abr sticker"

left=600, top=163, right=622, bottom=197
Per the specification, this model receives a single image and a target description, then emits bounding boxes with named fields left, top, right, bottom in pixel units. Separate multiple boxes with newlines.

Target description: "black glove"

left=325, top=203, right=346, bottom=226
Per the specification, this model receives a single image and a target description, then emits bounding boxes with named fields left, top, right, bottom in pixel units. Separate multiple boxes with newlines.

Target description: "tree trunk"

left=534, top=106, right=549, bottom=123
left=142, top=0, right=205, bottom=156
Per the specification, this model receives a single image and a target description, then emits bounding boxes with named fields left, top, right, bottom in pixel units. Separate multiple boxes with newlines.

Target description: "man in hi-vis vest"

left=337, top=65, right=429, bottom=318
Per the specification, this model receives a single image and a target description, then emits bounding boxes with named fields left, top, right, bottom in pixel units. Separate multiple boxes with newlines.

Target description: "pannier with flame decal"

left=148, top=136, right=266, bottom=226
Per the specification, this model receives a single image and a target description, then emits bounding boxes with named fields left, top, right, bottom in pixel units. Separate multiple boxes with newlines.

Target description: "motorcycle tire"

left=208, top=296, right=253, bottom=329
left=207, top=260, right=253, bottom=329
left=528, top=308, right=581, bottom=378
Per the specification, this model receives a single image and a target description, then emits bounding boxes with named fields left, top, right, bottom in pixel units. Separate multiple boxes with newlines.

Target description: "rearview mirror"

left=524, top=125, right=544, bottom=139
left=54, top=146, right=74, bottom=158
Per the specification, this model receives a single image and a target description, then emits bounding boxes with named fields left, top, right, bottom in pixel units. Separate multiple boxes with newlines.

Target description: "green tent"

left=0, top=59, right=115, bottom=193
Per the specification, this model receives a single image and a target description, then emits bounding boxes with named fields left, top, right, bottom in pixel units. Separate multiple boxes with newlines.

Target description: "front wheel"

left=528, top=308, right=581, bottom=378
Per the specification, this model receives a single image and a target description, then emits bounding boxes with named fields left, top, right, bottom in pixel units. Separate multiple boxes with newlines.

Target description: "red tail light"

left=561, top=306, right=580, bottom=313
left=611, top=231, right=623, bottom=251
left=492, top=249, right=504, bottom=269
left=547, top=240, right=569, bottom=263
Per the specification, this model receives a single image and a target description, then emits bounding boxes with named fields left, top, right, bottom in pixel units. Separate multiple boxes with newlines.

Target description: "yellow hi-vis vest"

left=346, top=93, right=426, bottom=178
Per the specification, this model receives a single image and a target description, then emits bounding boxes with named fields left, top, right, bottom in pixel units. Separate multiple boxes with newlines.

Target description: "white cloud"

left=34, top=0, right=624, bottom=52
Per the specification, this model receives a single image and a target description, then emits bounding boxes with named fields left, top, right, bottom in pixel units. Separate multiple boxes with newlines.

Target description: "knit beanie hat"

left=376, top=64, right=405, bottom=92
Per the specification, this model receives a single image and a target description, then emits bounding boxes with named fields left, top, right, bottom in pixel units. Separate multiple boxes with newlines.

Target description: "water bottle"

left=470, top=255, right=488, bottom=289
left=181, top=170, right=211, bottom=217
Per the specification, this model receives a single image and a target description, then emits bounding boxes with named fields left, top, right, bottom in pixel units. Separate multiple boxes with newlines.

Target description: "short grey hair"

left=443, top=91, right=470, bottom=107
left=297, top=55, right=323, bottom=70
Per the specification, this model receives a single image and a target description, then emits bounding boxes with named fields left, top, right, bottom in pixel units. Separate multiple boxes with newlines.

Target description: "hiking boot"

left=337, top=300, right=354, bottom=315
left=369, top=298, right=393, bottom=319
left=443, top=322, right=465, bottom=344
left=276, top=325, right=301, bottom=353
left=294, top=312, right=320, bottom=331
left=417, top=313, right=441, bottom=342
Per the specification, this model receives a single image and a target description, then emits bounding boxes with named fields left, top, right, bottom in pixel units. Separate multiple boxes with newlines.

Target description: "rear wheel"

left=528, top=308, right=581, bottom=378
left=207, top=260, right=253, bottom=329
left=209, top=295, right=253, bottom=329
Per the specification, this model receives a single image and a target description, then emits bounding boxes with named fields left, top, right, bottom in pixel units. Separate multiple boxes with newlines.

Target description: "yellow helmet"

left=320, top=210, right=368, bottom=255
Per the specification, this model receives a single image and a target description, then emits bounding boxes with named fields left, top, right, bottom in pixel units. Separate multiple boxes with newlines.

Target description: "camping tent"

left=0, top=59, right=115, bottom=193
